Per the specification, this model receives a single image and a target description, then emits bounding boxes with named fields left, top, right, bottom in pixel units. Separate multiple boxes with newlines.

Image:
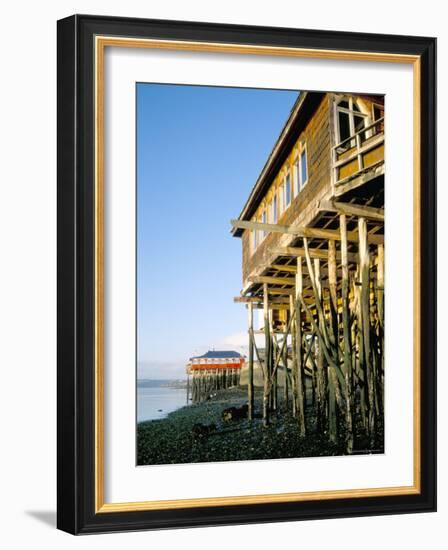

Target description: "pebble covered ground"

left=136, top=387, right=377, bottom=466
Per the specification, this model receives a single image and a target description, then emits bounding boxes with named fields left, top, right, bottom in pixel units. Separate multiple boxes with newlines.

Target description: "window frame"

left=293, top=154, right=300, bottom=198
left=335, top=96, right=369, bottom=148
left=283, top=170, right=292, bottom=210
left=299, top=143, right=308, bottom=189
left=278, top=179, right=285, bottom=215
left=271, top=193, right=278, bottom=224
left=252, top=221, right=258, bottom=252
left=261, top=208, right=267, bottom=239
left=372, top=102, right=384, bottom=121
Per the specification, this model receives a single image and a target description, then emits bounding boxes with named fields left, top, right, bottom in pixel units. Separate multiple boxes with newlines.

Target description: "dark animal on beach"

left=191, top=423, right=216, bottom=438
left=221, top=404, right=248, bottom=422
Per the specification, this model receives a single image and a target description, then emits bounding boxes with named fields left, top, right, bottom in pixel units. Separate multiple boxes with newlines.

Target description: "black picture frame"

left=57, top=14, right=436, bottom=534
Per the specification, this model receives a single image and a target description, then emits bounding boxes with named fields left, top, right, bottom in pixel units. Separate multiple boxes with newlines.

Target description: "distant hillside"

left=137, top=379, right=187, bottom=389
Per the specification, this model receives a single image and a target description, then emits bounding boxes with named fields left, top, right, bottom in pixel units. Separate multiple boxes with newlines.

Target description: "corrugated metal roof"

left=190, top=350, right=243, bottom=360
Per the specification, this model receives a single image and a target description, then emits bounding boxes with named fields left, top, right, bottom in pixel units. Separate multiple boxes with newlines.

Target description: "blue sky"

left=137, top=83, right=299, bottom=379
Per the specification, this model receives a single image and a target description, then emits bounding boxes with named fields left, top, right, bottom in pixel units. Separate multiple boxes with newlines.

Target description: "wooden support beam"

left=312, top=255, right=328, bottom=432
left=263, top=283, right=270, bottom=427
left=231, top=219, right=384, bottom=245
left=319, top=199, right=384, bottom=222
left=252, top=304, right=290, bottom=311
left=234, top=296, right=289, bottom=304
left=272, top=246, right=358, bottom=264
left=249, top=275, right=295, bottom=286
left=375, top=243, right=385, bottom=416
left=295, top=257, right=306, bottom=436
left=289, top=294, right=298, bottom=418
left=377, top=243, right=384, bottom=325
left=271, top=264, right=297, bottom=273
left=254, top=329, right=291, bottom=335
left=327, top=240, right=338, bottom=443
left=247, top=302, right=254, bottom=421
left=241, top=286, right=296, bottom=297
left=269, top=310, right=278, bottom=411
left=268, top=306, right=296, bottom=388
left=271, top=264, right=331, bottom=279
left=265, top=288, right=295, bottom=296
left=359, top=216, right=375, bottom=444
left=340, top=214, right=354, bottom=453
left=303, top=240, right=331, bottom=351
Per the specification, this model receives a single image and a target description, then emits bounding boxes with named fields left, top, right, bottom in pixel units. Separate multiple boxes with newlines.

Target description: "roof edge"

left=232, top=91, right=325, bottom=237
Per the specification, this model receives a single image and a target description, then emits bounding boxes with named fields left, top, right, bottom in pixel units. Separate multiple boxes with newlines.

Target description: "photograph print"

left=136, top=83, right=385, bottom=466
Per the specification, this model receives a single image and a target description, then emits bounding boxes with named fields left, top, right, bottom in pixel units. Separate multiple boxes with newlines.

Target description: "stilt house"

left=231, top=91, right=385, bottom=452
left=186, top=350, right=244, bottom=403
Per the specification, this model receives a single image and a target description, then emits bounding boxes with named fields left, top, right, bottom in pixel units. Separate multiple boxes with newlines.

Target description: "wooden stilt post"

left=340, top=215, right=354, bottom=453
left=270, top=311, right=278, bottom=412
left=202, top=370, right=205, bottom=401
left=283, top=339, right=289, bottom=411
left=289, top=294, right=298, bottom=417
left=327, top=240, right=338, bottom=443
left=359, top=216, right=375, bottom=445
left=355, top=274, right=367, bottom=430
left=295, top=257, right=306, bottom=436
left=263, top=282, right=271, bottom=426
left=186, top=373, right=190, bottom=404
left=376, top=243, right=384, bottom=415
left=377, top=244, right=384, bottom=326
left=196, top=372, right=199, bottom=403
left=314, top=258, right=327, bottom=430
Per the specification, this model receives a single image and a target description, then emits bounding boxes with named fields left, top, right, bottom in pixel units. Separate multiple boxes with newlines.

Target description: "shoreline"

left=137, top=386, right=383, bottom=466
left=137, top=384, right=187, bottom=423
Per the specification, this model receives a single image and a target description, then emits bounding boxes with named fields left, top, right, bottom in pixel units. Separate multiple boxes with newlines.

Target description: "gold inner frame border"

left=94, top=35, right=421, bottom=514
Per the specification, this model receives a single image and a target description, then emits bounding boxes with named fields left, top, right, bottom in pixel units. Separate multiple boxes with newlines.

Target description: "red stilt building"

left=186, top=350, right=245, bottom=403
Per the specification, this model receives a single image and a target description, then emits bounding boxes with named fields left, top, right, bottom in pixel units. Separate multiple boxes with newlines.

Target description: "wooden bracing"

left=235, top=201, right=384, bottom=453
left=188, top=367, right=241, bottom=404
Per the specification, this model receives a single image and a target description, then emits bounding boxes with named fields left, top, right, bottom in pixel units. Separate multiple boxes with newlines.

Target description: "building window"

left=294, top=143, right=308, bottom=194
left=271, top=194, right=278, bottom=224
left=279, top=182, right=284, bottom=214
left=300, top=148, right=308, bottom=187
left=336, top=97, right=368, bottom=149
left=372, top=103, right=385, bottom=134
left=283, top=173, right=291, bottom=209
left=293, top=157, right=299, bottom=197
left=372, top=103, right=384, bottom=121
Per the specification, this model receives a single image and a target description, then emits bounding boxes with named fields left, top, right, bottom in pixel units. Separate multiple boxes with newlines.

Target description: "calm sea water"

left=137, top=386, right=187, bottom=423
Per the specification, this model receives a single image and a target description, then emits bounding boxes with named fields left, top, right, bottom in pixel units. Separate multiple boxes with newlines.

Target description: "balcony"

left=332, top=117, right=384, bottom=189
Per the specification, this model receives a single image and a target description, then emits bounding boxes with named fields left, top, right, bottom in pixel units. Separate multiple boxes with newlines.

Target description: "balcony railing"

left=332, top=117, right=384, bottom=186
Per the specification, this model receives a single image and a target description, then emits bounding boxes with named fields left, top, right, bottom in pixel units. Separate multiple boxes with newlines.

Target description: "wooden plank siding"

left=240, top=92, right=384, bottom=289
left=242, top=95, right=331, bottom=284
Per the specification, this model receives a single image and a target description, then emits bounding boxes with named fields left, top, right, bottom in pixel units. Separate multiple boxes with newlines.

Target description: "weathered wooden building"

left=186, top=350, right=244, bottom=403
left=231, top=91, right=384, bottom=452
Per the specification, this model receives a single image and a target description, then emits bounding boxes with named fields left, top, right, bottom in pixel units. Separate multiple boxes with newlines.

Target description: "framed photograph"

left=57, top=14, right=436, bottom=534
